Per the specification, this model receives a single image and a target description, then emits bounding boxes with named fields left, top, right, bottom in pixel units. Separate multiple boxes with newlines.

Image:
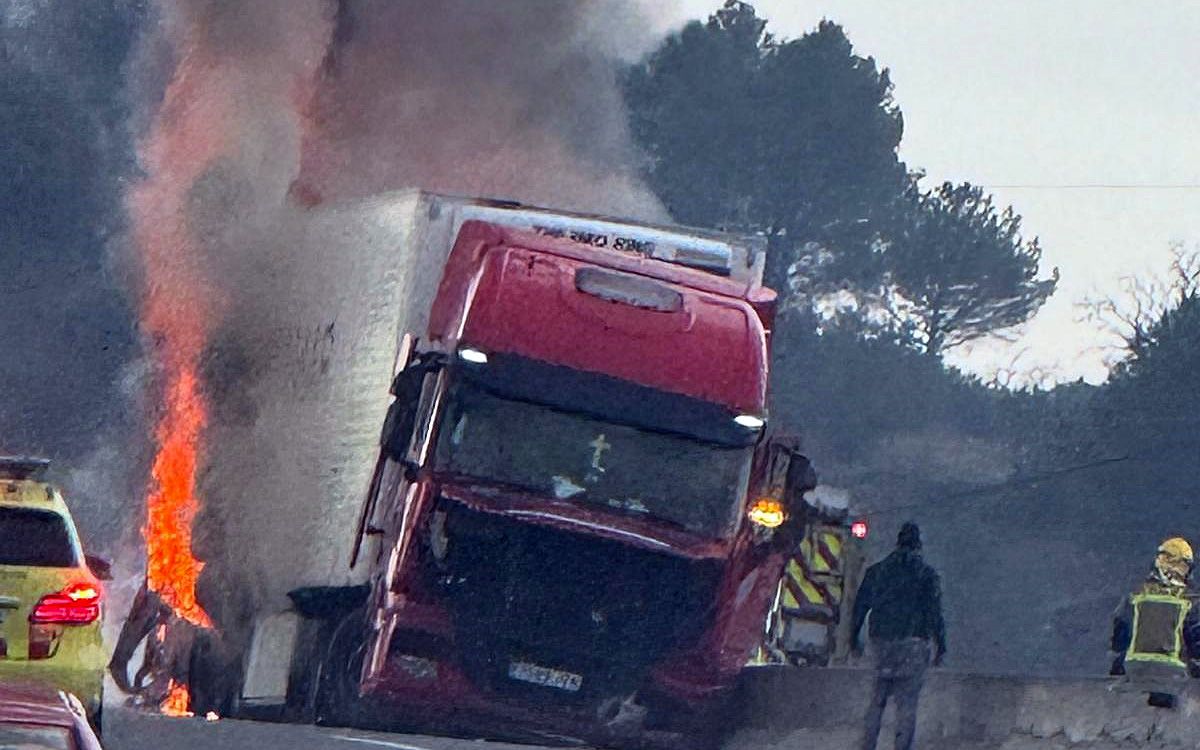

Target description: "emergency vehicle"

left=762, top=486, right=868, bottom=666
left=0, top=457, right=111, bottom=730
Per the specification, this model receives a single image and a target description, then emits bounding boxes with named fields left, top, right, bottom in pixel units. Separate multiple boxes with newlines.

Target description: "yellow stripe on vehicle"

left=781, top=584, right=800, bottom=610
left=822, top=532, right=842, bottom=559
left=799, top=537, right=813, bottom=561
left=797, top=575, right=826, bottom=606
left=809, top=540, right=832, bottom=573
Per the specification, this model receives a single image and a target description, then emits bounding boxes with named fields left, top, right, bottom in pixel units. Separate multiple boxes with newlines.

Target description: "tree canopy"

left=1096, top=251, right=1200, bottom=450
left=624, top=2, right=1057, bottom=356
left=881, top=182, right=1058, bottom=356
left=623, top=2, right=906, bottom=295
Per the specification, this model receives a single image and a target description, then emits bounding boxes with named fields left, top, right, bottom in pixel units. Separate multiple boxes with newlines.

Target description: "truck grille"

left=438, top=501, right=721, bottom=699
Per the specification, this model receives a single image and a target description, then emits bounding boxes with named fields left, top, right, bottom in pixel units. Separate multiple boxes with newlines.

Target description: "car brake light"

left=30, top=582, right=101, bottom=625
left=851, top=520, right=869, bottom=539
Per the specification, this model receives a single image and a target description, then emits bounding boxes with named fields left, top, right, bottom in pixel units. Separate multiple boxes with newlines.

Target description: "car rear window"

left=0, top=723, right=75, bottom=749
left=0, top=507, right=77, bottom=567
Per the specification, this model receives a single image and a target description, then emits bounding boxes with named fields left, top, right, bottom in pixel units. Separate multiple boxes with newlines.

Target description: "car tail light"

left=30, top=582, right=101, bottom=625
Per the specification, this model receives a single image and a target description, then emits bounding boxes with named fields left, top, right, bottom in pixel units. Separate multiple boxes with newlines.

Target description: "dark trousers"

left=862, top=638, right=931, bottom=750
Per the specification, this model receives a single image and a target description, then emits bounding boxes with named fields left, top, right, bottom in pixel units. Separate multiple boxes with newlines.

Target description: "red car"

left=0, top=684, right=102, bottom=750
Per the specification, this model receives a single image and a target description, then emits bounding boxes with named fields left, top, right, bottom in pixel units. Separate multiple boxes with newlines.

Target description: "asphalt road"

left=104, top=708, right=573, bottom=750
left=101, top=708, right=1130, bottom=750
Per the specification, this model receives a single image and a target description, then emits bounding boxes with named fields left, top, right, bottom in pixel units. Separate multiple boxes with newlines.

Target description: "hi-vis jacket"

left=1111, top=588, right=1200, bottom=677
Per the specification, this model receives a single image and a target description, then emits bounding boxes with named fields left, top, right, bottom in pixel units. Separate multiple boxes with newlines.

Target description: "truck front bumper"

left=363, top=646, right=730, bottom=747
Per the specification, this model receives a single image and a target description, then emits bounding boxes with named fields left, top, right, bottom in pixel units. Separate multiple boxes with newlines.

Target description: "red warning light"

left=851, top=520, right=869, bottom=539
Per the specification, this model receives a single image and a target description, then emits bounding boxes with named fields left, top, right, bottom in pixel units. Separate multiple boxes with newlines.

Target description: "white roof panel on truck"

left=453, top=200, right=767, bottom=287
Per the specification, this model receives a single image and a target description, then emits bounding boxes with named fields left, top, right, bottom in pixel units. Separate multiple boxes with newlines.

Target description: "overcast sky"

left=653, top=1, right=1200, bottom=384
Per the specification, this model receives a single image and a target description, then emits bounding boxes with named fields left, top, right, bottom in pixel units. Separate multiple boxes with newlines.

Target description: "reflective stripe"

left=783, top=527, right=848, bottom=609
left=801, top=533, right=841, bottom=574
left=799, top=537, right=818, bottom=571
left=821, top=533, right=842, bottom=566
left=781, top=583, right=800, bottom=611
left=783, top=557, right=834, bottom=609
left=1126, top=593, right=1190, bottom=670
left=796, top=576, right=826, bottom=607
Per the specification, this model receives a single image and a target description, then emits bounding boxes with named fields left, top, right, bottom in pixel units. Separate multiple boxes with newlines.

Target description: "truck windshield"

left=434, top=379, right=751, bottom=538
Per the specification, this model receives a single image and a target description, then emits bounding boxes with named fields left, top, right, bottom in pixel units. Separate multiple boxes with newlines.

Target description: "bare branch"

left=1077, top=244, right=1200, bottom=371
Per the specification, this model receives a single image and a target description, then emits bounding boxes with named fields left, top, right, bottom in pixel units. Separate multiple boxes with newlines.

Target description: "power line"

left=862, top=454, right=1132, bottom=516
left=982, top=184, right=1200, bottom=190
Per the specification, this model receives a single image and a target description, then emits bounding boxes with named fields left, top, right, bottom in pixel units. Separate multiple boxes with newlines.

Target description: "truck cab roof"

left=429, top=221, right=772, bottom=415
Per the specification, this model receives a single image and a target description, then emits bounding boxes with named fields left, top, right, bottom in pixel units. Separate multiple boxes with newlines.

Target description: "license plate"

left=508, top=661, right=583, bottom=692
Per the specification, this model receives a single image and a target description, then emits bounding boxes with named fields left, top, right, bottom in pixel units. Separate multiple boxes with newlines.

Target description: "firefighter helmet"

left=1153, top=537, right=1194, bottom=589
left=1159, top=537, right=1194, bottom=563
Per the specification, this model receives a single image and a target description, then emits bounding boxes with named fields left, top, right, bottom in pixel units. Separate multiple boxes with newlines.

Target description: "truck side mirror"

left=765, top=437, right=816, bottom=514
left=381, top=351, right=444, bottom=459
left=784, top=453, right=817, bottom=513
left=756, top=438, right=816, bottom=548
left=85, top=554, right=113, bottom=581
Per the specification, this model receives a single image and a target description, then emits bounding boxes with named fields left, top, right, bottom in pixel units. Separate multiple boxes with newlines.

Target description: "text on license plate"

left=507, top=661, right=583, bottom=692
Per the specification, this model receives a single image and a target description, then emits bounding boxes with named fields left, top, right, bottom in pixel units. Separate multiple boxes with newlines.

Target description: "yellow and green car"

left=0, top=457, right=110, bottom=728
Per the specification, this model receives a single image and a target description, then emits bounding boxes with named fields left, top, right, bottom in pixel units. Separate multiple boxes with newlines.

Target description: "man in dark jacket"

left=851, top=522, right=946, bottom=750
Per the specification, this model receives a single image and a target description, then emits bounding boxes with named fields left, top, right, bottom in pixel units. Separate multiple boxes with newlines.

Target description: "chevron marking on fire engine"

left=819, top=532, right=842, bottom=570
left=784, top=528, right=849, bottom=610
left=784, top=557, right=835, bottom=609
left=802, top=529, right=843, bottom=574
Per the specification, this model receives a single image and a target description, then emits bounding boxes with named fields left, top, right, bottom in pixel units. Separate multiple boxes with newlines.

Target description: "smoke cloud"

left=293, top=0, right=665, bottom=218
left=122, top=0, right=669, bottom=647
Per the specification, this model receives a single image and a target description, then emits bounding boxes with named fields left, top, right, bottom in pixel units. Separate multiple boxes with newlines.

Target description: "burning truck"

left=117, top=192, right=817, bottom=747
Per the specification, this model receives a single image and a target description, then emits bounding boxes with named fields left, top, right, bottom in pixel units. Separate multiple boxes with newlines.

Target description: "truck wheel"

left=314, top=611, right=370, bottom=729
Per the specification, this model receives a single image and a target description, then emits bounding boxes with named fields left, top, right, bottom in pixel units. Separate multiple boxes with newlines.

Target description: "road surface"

left=101, top=708, right=1152, bottom=750
left=104, top=708, right=575, bottom=750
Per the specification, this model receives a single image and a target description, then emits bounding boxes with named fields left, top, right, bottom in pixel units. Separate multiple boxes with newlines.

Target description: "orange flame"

left=143, top=366, right=211, bottom=628
left=129, top=5, right=334, bottom=713
left=161, top=681, right=193, bottom=718
left=129, top=35, right=232, bottom=632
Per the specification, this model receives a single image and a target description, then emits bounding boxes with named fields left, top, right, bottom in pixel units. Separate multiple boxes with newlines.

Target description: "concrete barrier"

left=732, top=666, right=1200, bottom=748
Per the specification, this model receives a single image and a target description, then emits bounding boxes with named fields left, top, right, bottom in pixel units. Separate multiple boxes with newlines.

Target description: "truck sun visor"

left=574, top=268, right=683, bottom=312
left=454, top=352, right=759, bottom=448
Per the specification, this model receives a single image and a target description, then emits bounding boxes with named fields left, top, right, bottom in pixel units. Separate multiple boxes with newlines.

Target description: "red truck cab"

left=324, top=212, right=813, bottom=747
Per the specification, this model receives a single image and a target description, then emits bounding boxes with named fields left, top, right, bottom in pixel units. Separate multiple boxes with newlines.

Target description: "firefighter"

left=1110, top=537, right=1200, bottom=706
left=850, top=522, right=946, bottom=750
